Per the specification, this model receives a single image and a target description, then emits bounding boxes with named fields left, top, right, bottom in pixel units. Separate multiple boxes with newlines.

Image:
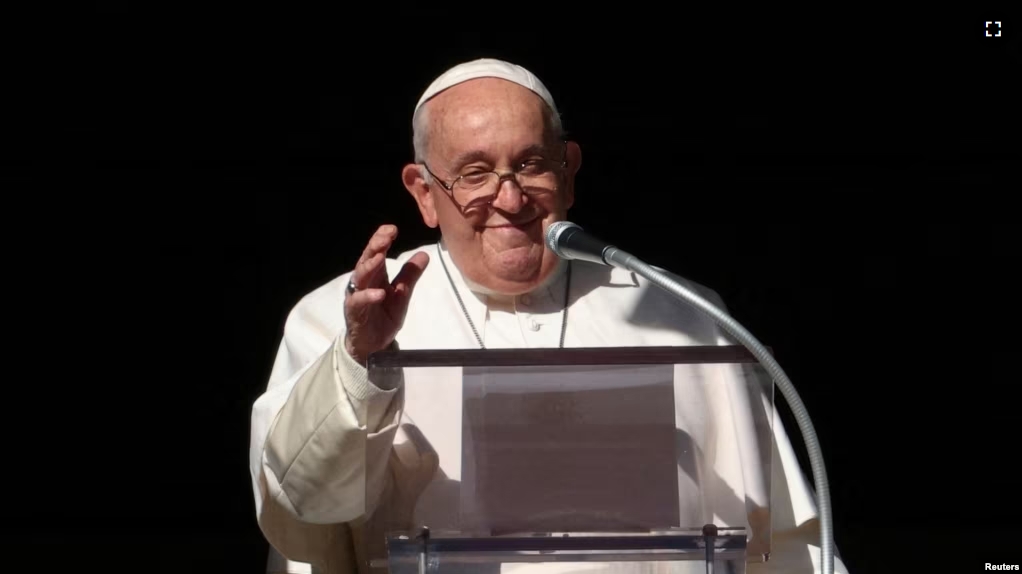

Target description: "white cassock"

left=250, top=240, right=850, bottom=574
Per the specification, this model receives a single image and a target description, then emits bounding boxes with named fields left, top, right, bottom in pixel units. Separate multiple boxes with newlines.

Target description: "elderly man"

left=250, top=59, right=848, bottom=574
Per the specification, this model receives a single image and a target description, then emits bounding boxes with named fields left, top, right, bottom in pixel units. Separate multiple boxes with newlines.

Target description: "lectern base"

left=375, top=526, right=748, bottom=574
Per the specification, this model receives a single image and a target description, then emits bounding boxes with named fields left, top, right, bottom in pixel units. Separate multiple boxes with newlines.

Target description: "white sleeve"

left=249, top=293, right=404, bottom=566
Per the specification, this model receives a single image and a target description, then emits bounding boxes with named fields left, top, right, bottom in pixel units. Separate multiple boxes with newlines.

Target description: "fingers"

left=361, top=225, right=397, bottom=262
left=354, top=252, right=386, bottom=290
left=353, top=225, right=398, bottom=289
left=346, top=287, right=386, bottom=307
left=344, top=249, right=427, bottom=358
left=344, top=288, right=386, bottom=325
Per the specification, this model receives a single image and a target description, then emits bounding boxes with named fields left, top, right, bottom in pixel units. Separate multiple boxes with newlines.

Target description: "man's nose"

left=490, top=177, right=527, bottom=213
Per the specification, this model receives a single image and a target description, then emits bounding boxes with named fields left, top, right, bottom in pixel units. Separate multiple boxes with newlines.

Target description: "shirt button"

left=529, top=320, right=541, bottom=331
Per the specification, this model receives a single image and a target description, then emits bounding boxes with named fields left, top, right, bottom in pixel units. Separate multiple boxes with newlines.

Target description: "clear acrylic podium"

left=365, top=346, right=775, bottom=573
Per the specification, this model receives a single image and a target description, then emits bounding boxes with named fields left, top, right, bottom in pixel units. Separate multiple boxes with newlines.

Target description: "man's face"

left=404, top=78, right=580, bottom=296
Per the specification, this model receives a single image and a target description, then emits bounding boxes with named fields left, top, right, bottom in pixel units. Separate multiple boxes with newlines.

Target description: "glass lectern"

left=365, top=346, right=775, bottom=573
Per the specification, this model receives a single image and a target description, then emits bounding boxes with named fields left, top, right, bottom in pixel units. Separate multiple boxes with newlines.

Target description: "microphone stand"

left=601, top=247, right=835, bottom=574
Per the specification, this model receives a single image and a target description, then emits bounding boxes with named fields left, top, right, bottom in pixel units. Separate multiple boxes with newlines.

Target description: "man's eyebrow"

left=450, top=150, right=491, bottom=169
left=447, top=144, right=555, bottom=172
left=518, top=144, right=550, bottom=157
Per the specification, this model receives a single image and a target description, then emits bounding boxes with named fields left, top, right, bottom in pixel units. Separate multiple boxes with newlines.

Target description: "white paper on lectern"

left=460, top=364, right=679, bottom=532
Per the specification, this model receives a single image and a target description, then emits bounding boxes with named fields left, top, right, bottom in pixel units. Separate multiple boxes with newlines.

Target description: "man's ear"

left=562, top=141, right=581, bottom=210
left=402, top=164, right=438, bottom=228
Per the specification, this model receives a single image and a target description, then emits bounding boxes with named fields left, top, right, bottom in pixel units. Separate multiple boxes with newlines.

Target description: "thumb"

left=391, top=252, right=430, bottom=296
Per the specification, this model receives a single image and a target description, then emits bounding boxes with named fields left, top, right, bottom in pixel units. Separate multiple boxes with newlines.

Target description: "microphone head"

left=545, top=220, right=582, bottom=259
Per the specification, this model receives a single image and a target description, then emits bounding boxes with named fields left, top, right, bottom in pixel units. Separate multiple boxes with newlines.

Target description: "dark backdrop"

left=2, top=7, right=1017, bottom=573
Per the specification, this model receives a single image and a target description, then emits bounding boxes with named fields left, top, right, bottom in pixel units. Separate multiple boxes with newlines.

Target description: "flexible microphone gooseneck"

left=545, top=220, right=835, bottom=574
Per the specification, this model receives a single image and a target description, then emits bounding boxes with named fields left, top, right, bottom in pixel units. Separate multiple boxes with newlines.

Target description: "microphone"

left=544, top=221, right=639, bottom=270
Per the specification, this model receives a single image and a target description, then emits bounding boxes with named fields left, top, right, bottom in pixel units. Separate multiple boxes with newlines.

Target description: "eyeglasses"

left=421, top=141, right=568, bottom=213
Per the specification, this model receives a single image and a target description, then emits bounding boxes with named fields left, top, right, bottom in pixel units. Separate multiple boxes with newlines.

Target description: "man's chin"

left=491, top=258, right=539, bottom=280
left=487, top=250, right=559, bottom=286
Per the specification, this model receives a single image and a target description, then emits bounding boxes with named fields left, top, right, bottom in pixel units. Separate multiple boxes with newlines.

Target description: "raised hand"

left=343, top=225, right=429, bottom=364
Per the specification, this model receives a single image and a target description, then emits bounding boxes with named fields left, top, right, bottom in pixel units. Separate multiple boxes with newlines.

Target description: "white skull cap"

left=414, top=58, right=557, bottom=115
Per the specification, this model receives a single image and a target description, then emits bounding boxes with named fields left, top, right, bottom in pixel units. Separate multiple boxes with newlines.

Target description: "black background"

left=2, top=7, right=1018, bottom=573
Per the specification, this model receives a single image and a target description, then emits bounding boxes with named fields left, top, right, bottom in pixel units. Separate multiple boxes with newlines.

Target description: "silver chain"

left=437, top=240, right=570, bottom=349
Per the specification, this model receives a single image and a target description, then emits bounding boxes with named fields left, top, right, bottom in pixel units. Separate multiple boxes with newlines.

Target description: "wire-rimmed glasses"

left=421, top=141, right=568, bottom=213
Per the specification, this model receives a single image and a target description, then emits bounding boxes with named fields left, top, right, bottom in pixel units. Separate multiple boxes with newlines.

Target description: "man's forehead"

left=430, top=98, right=557, bottom=168
left=429, top=83, right=553, bottom=154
